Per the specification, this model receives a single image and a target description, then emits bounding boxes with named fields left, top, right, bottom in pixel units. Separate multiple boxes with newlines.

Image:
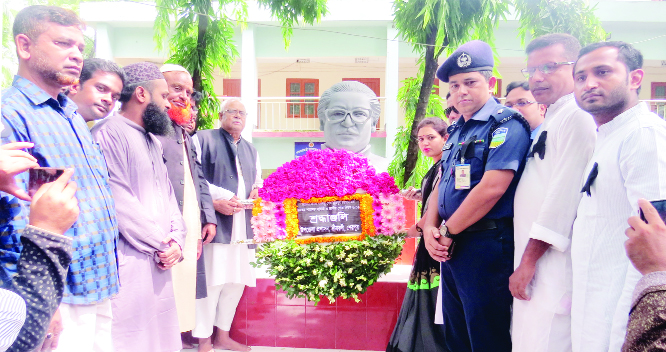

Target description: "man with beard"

left=571, top=41, right=666, bottom=352
left=156, top=64, right=217, bottom=349
left=91, top=62, right=186, bottom=352
left=68, top=58, right=125, bottom=123
left=1, top=6, right=120, bottom=351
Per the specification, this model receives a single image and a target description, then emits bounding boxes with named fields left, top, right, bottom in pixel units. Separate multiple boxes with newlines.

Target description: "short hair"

left=578, top=41, right=643, bottom=94
left=219, top=98, right=243, bottom=115
left=13, top=5, right=83, bottom=40
left=505, top=81, right=530, bottom=97
left=119, top=80, right=157, bottom=103
left=578, top=41, right=643, bottom=72
left=191, top=91, right=203, bottom=104
left=526, top=33, right=581, bottom=61
left=80, top=58, right=126, bottom=88
left=478, top=70, right=493, bottom=82
left=317, top=81, right=381, bottom=130
left=416, top=117, right=449, bottom=138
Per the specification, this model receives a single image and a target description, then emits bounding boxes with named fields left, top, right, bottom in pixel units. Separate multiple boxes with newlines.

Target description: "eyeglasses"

left=445, top=106, right=459, bottom=117
left=521, top=61, right=575, bottom=78
left=224, top=109, right=247, bottom=117
left=324, top=108, right=372, bottom=124
left=505, top=100, right=536, bottom=108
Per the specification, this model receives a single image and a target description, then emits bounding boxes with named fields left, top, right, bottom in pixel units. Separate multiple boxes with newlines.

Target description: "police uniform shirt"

left=437, top=97, right=531, bottom=222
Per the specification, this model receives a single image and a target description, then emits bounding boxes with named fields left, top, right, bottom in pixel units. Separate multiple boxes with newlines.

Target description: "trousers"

left=192, top=283, right=245, bottom=338
left=54, top=300, right=113, bottom=352
left=440, top=224, right=514, bottom=352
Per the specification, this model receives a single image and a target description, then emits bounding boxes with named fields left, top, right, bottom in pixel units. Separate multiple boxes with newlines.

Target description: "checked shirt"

left=0, top=76, right=119, bottom=305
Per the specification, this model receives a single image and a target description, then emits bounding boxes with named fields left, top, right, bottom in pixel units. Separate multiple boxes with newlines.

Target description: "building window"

left=286, top=79, right=318, bottom=118
left=342, top=78, right=381, bottom=97
left=651, top=82, right=666, bottom=118
left=653, top=82, right=666, bottom=99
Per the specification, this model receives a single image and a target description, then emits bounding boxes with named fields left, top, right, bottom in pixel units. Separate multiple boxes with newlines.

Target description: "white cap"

left=160, top=64, right=190, bottom=74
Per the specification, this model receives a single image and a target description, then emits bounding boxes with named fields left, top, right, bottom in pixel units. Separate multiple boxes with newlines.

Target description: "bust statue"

left=317, top=81, right=389, bottom=172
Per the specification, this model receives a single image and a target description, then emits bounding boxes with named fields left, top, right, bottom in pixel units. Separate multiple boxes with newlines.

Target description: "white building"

left=81, top=0, right=666, bottom=175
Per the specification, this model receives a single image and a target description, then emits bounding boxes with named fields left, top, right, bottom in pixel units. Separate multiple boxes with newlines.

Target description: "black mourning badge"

left=529, top=131, right=547, bottom=160
left=581, top=162, right=599, bottom=197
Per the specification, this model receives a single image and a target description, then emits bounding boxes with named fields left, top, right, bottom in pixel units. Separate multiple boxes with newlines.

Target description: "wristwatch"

left=439, top=224, right=455, bottom=239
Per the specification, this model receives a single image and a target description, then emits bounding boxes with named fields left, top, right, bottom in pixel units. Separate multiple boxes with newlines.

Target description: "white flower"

left=361, top=259, right=367, bottom=265
left=348, top=268, right=354, bottom=274
left=326, top=261, right=334, bottom=267
left=319, top=279, right=328, bottom=288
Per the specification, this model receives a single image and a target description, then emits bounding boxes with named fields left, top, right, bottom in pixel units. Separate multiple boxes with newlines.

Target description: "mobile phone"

left=28, top=167, right=65, bottom=197
left=639, top=199, right=666, bottom=224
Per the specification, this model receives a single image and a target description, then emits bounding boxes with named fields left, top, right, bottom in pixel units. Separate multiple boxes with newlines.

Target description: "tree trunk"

left=402, top=27, right=439, bottom=185
left=192, top=3, right=210, bottom=93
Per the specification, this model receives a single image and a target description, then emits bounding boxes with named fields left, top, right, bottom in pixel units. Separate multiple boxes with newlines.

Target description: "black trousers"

left=440, top=224, right=514, bottom=352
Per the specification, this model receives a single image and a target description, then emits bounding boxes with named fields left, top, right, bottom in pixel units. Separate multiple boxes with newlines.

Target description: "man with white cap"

left=156, top=63, right=217, bottom=349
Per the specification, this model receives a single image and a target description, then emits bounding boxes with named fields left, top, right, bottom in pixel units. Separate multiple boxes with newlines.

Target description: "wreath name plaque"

left=297, top=200, right=362, bottom=235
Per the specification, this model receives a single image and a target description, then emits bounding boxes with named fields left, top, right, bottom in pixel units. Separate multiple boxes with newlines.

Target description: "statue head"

left=318, top=81, right=381, bottom=153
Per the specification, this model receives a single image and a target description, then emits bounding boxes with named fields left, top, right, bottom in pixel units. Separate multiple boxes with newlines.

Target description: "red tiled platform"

left=231, top=280, right=405, bottom=350
left=229, top=199, right=417, bottom=350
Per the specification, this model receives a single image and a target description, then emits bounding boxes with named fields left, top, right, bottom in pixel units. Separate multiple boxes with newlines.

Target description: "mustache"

left=581, top=89, right=603, bottom=100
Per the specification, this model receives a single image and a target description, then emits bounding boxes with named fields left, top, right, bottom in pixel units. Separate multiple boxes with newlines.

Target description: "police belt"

left=460, top=218, right=513, bottom=233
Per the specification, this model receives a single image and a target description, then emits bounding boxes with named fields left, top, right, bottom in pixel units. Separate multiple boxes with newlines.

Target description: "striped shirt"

left=571, top=102, right=666, bottom=352
left=0, top=76, right=119, bottom=305
left=0, top=288, right=25, bottom=351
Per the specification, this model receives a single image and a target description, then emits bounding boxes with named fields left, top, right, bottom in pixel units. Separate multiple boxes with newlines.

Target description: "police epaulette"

left=491, top=107, right=531, bottom=136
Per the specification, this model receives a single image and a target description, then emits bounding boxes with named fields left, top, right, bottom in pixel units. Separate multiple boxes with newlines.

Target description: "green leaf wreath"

left=252, top=234, right=406, bottom=305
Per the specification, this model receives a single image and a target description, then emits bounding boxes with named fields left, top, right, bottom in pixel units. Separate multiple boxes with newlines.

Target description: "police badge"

left=457, top=52, right=472, bottom=68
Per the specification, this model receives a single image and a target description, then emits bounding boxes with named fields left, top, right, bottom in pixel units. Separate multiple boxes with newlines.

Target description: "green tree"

left=387, top=63, right=445, bottom=189
left=514, top=0, right=606, bottom=47
left=390, top=0, right=509, bottom=186
left=154, top=0, right=328, bottom=130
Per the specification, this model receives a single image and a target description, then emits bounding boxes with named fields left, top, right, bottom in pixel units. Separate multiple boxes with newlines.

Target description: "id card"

left=455, top=164, right=471, bottom=190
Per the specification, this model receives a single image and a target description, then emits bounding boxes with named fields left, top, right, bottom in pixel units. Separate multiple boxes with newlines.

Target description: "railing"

left=496, top=98, right=666, bottom=118
left=217, top=97, right=665, bottom=133
left=645, top=100, right=666, bottom=119
left=252, top=96, right=386, bottom=132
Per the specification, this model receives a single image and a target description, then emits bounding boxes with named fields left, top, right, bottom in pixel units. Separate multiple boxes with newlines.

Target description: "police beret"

left=436, top=40, right=494, bottom=83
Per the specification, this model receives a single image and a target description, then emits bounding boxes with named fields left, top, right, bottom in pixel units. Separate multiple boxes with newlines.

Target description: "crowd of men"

left=0, top=3, right=666, bottom=352
left=0, top=5, right=256, bottom=352
left=423, top=35, right=666, bottom=352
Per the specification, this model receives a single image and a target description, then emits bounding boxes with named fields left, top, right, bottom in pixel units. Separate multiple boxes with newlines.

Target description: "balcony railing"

left=645, top=100, right=666, bottom=119
left=217, top=97, right=666, bottom=133
left=252, top=96, right=386, bottom=132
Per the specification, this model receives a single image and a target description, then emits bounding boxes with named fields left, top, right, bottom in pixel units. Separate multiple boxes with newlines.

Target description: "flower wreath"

left=250, top=149, right=407, bottom=304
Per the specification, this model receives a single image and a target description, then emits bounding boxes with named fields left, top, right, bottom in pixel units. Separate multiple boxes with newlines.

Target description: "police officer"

left=421, top=40, right=531, bottom=352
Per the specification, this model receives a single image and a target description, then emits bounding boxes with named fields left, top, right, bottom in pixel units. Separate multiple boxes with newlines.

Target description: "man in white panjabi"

left=317, top=81, right=389, bottom=173
left=510, top=33, right=597, bottom=352
left=192, top=99, right=260, bottom=352
left=571, top=41, right=666, bottom=352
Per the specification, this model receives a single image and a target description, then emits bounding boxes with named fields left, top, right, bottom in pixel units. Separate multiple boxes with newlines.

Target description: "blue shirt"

left=1, top=76, right=119, bottom=304
left=437, top=98, right=531, bottom=221
left=531, top=124, right=542, bottom=141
